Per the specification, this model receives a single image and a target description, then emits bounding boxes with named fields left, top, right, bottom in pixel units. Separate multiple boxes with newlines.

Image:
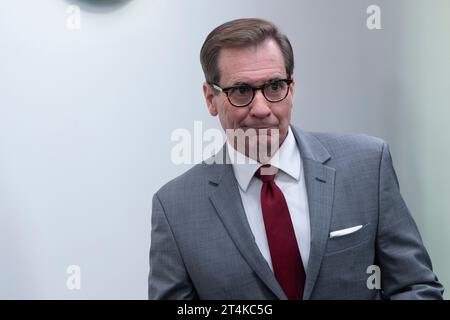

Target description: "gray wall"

left=1, top=0, right=448, bottom=299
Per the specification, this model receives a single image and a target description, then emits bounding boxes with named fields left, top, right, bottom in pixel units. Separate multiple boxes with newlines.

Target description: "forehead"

left=218, top=39, right=286, bottom=86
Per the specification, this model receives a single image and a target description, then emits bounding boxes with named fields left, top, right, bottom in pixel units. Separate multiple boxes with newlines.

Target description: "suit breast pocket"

left=325, top=223, right=372, bottom=254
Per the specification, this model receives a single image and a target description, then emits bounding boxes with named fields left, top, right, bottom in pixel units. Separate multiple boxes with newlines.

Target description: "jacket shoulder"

left=307, top=131, right=386, bottom=158
left=154, top=162, right=209, bottom=201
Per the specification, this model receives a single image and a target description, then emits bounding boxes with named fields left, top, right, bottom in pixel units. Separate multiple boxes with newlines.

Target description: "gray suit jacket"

left=148, top=126, right=444, bottom=299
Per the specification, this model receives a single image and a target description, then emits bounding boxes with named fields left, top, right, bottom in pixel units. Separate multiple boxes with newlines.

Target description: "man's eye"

left=269, top=82, right=281, bottom=91
left=233, top=86, right=251, bottom=95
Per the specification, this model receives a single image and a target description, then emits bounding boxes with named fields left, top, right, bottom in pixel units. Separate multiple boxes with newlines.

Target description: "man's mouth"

left=240, top=125, right=278, bottom=130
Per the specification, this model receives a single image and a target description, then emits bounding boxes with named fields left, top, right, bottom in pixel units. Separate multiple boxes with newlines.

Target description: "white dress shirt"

left=226, top=126, right=311, bottom=271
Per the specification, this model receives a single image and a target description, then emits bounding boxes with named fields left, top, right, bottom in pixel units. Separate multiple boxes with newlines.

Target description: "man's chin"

left=249, top=134, right=272, bottom=147
left=227, top=127, right=281, bottom=162
left=242, top=135, right=279, bottom=163
left=240, top=126, right=278, bottom=135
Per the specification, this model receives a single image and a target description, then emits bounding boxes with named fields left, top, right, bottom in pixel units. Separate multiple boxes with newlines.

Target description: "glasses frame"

left=212, top=78, right=293, bottom=107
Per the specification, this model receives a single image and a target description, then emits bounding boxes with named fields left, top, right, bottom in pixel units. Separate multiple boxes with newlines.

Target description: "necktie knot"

left=255, top=165, right=278, bottom=182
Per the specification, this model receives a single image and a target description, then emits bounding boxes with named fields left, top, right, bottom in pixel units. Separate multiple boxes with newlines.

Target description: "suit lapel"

left=291, top=127, right=335, bottom=300
left=207, top=148, right=287, bottom=300
left=301, top=158, right=335, bottom=299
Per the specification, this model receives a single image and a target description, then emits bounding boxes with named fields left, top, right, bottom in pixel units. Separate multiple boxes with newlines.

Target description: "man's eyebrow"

left=230, top=81, right=250, bottom=87
left=230, top=77, right=284, bottom=87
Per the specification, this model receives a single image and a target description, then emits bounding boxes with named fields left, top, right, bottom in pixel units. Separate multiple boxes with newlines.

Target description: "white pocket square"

left=329, top=225, right=363, bottom=238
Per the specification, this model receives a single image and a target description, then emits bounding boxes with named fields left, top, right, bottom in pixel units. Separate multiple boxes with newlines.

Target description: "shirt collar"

left=226, top=126, right=301, bottom=192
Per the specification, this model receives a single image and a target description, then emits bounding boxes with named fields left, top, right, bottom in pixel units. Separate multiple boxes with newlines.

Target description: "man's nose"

left=249, top=89, right=271, bottom=118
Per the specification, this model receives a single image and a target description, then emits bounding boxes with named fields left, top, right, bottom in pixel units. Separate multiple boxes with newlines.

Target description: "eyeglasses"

left=212, top=78, right=293, bottom=107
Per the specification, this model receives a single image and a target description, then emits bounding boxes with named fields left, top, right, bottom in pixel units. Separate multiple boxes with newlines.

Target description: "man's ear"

left=289, top=78, right=295, bottom=97
left=203, top=82, right=218, bottom=116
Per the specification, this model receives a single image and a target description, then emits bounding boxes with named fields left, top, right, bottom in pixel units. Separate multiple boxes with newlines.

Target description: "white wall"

left=1, top=0, right=448, bottom=299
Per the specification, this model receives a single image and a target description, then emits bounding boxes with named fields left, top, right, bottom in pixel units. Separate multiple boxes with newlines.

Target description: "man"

left=148, top=18, right=444, bottom=299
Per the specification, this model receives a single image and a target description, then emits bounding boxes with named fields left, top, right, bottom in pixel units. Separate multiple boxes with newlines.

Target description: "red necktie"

left=255, top=165, right=305, bottom=300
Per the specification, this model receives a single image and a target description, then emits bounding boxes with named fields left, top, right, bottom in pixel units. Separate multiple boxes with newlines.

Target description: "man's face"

left=203, top=38, right=295, bottom=161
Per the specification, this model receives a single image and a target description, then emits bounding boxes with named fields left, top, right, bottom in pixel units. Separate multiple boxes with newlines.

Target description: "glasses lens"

left=263, top=80, right=289, bottom=102
left=228, top=86, right=253, bottom=106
